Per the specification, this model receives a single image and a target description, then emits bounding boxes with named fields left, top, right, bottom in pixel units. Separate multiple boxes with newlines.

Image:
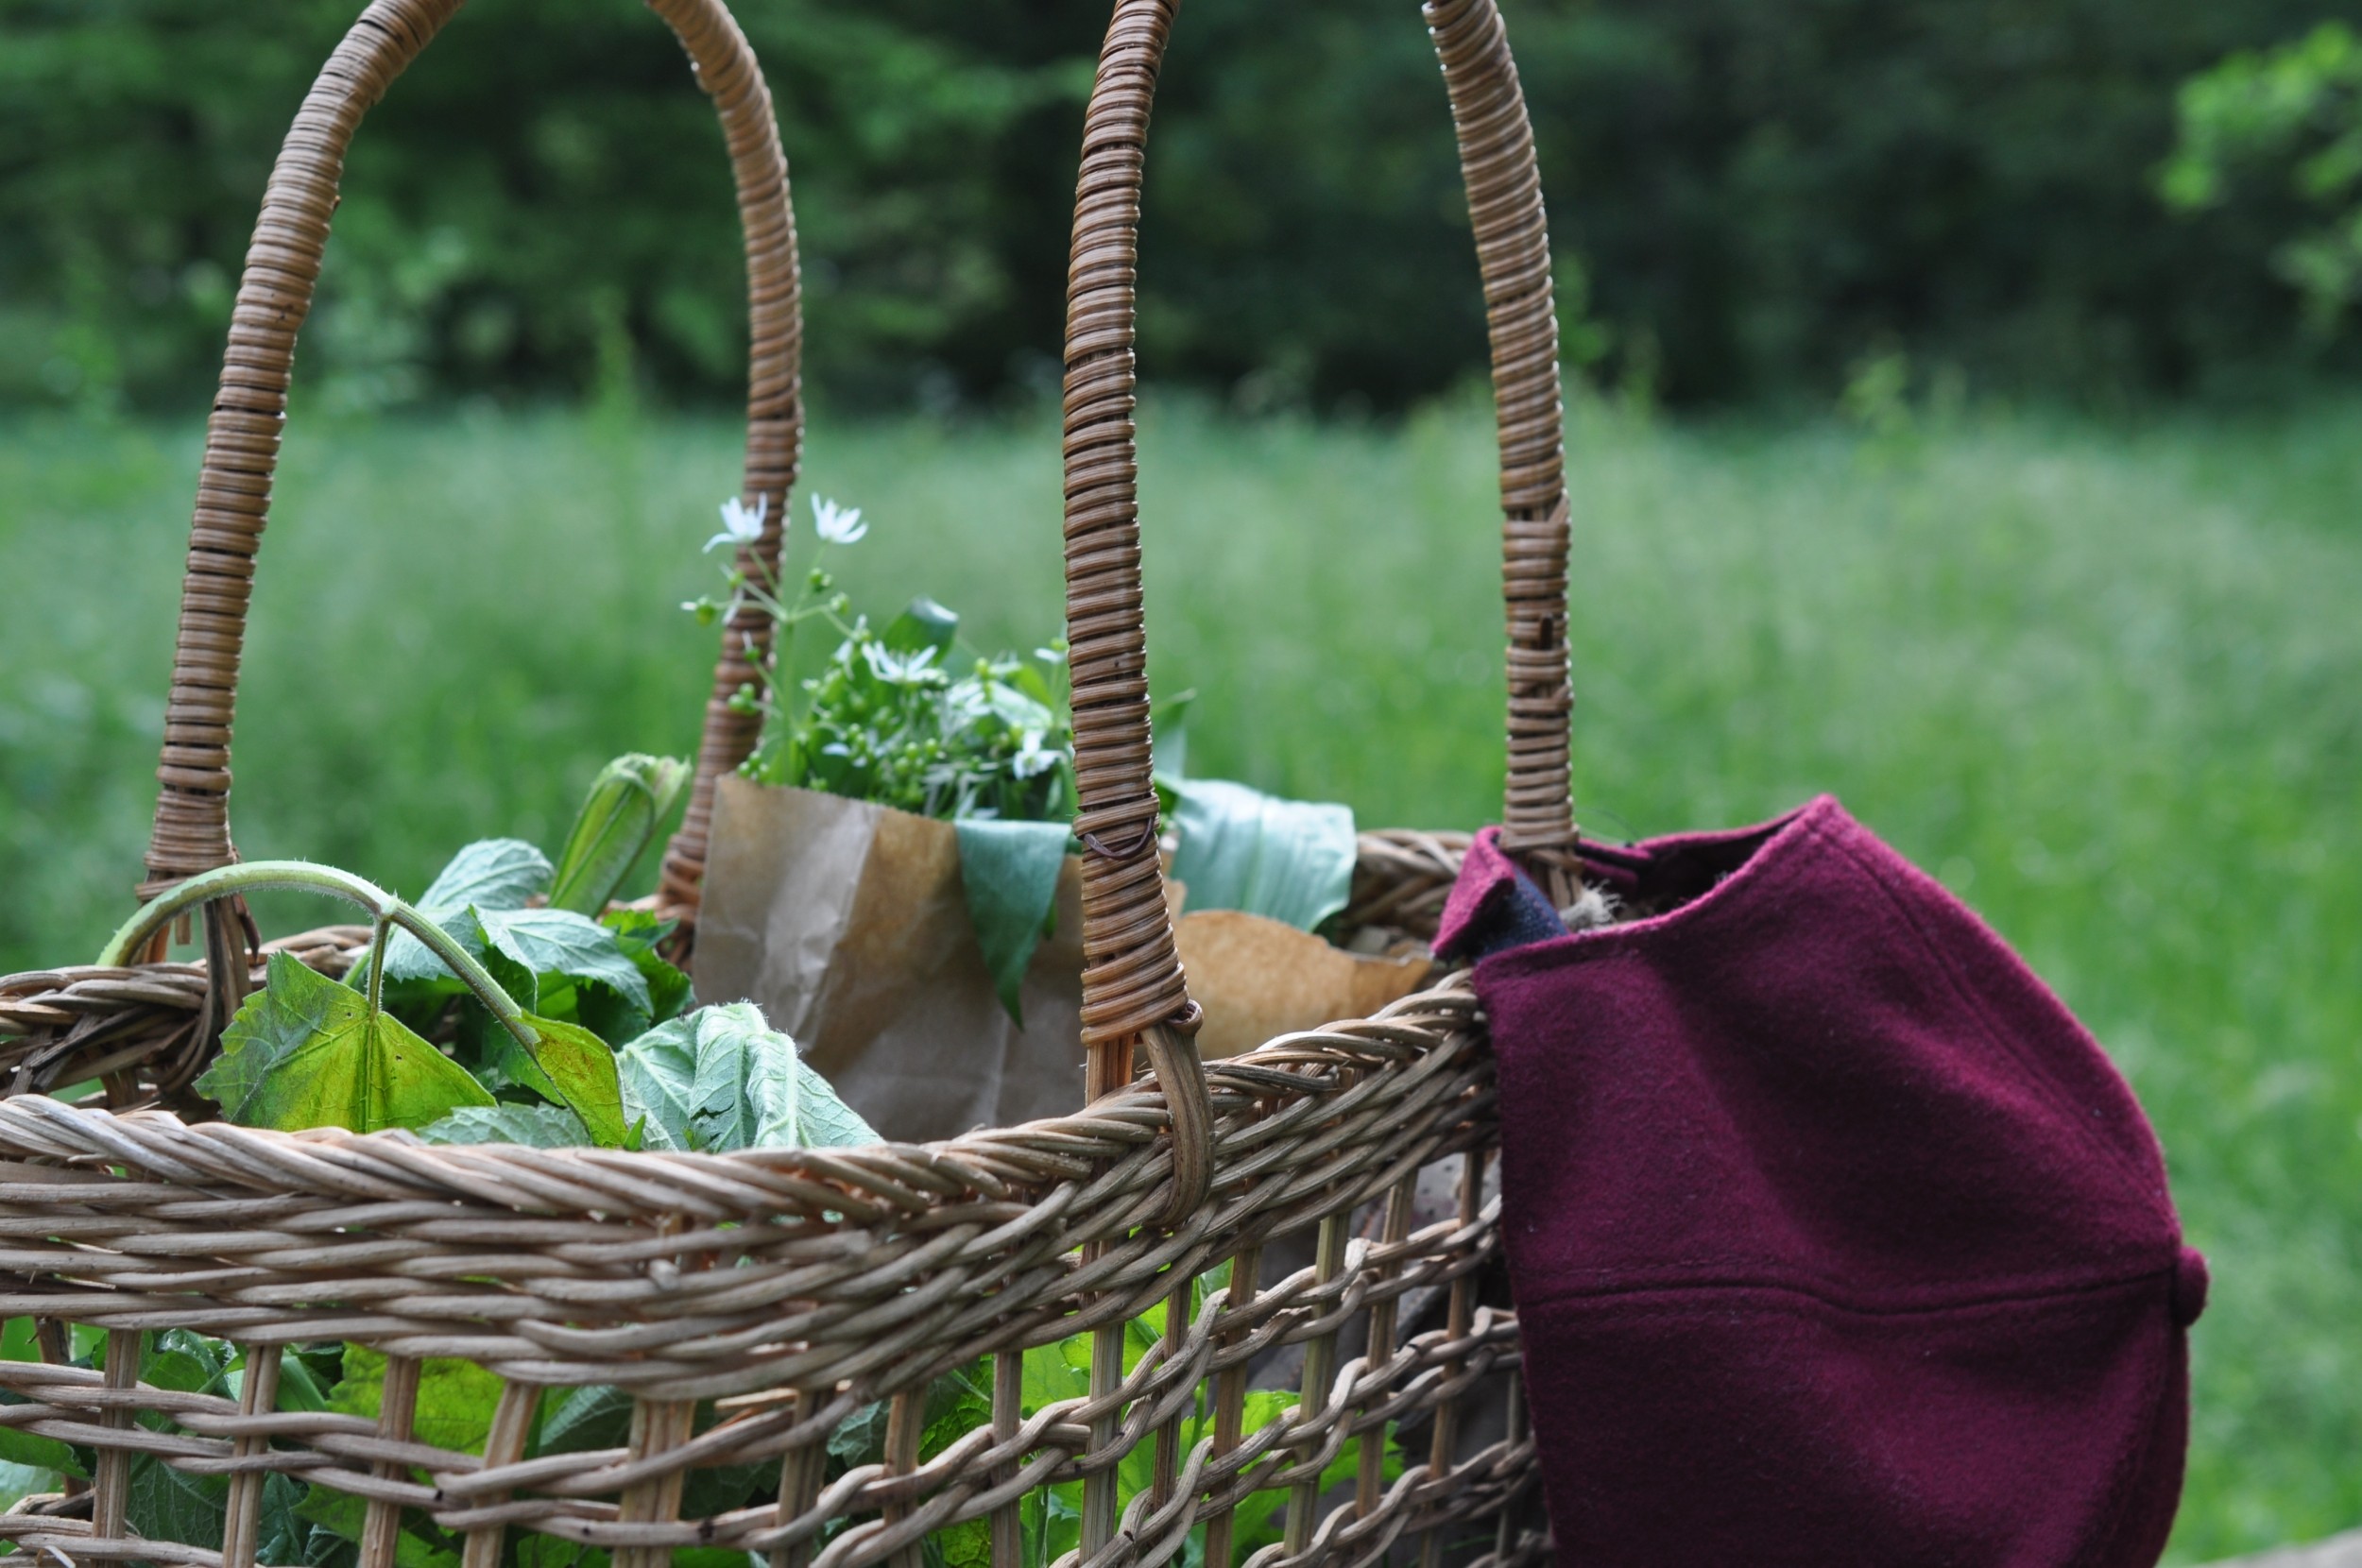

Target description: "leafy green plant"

left=690, top=494, right=1080, bottom=1023
left=2164, top=22, right=2362, bottom=333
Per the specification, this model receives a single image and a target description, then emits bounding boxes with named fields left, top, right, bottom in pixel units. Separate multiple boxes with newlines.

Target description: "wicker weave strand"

left=0, top=977, right=1541, bottom=1567
left=139, top=0, right=804, bottom=900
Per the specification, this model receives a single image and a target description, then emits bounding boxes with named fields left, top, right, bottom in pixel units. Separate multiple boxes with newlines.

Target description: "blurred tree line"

left=4, top=0, right=2359, bottom=416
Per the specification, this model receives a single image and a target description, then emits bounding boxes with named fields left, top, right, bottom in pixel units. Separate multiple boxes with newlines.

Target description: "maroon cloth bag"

left=1436, top=795, right=2205, bottom=1568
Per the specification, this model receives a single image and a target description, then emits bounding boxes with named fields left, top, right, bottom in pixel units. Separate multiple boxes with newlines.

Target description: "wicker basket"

left=0, top=0, right=1573, bottom=1565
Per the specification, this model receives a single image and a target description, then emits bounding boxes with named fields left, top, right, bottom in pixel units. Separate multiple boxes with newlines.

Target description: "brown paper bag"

left=693, top=775, right=1088, bottom=1143
left=1173, top=911, right=1433, bottom=1059
left=695, top=775, right=1440, bottom=1137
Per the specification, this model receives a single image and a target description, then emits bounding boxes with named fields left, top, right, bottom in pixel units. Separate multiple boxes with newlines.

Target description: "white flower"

left=705, top=494, right=769, bottom=554
left=813, top=495, right=867, bottom=545
left=1011, top=728, right=1061, bottom=779
left=861, top=641, right=939, bottom=687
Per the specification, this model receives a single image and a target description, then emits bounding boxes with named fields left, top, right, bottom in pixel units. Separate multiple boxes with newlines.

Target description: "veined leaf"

left=509, top=1014, right=626, bottom=1147
left=329, top=1345, right=504, bottom=1457
left=384, top=904, right=650, bottom=1017
left=953, top=818, right=1069, bottom=1026
left=604, top=909, right=693, bottom=1024
left=196, top=954, right=493, bottom=1134
left=1170, top=777, right=1356, bottom=931
left=419, top=1102, right=591, bottom=1149
left=617, top=1002, right=878, bottom=1153
left=419, top=838, right=551, bottom=912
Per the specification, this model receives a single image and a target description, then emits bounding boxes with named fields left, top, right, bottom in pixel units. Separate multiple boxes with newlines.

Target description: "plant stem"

left=363, top=912, right=391, bottom=1019
left=97, top=861, right=538, bottom=1047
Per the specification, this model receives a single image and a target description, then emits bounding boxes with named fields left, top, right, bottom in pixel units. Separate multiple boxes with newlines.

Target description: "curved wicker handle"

left=1062, top=0, right=1572, bottom=1086
left=143, top=0, right=803, bottom=901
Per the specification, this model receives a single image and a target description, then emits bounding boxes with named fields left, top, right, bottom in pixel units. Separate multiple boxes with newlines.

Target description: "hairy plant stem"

left=97, top=861, right=538, bottom=1047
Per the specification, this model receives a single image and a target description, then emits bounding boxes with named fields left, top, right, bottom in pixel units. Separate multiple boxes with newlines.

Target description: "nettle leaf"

left=196, top=954, right=493, bottom=1134
left=383, top=903, right=650, bottom=1023
left=954, top=818, right=1070, bottom=1026
left=1170, top=777, right=1357, bottom=931
left=419, top=838, right=552, bottom=912
left=617, top=1002, right=878, bottom=1153
left=603, top=909, right=693, bottom=1024
left=419, top=1102, right=591, bottom=1149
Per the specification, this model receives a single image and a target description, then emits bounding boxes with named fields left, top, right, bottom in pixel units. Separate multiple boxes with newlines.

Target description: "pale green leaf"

left=419, top=1102, right=591, bottom=1148
left=617, top=1002, right=877, bottom=1153
left=1169, top=777, right=1356, bottom=931
left=953, top=818, right=1069, bottom=1026
left=196, top=953, right=493, bottom=1134
left=419, top=838, right=552, bottom=912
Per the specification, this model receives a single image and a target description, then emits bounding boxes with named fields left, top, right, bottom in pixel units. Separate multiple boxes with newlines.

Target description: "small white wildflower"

left=813, top=495, right=868, bottom=545
left=1011, top=728, right=1060, bottom=779
left=861, top=642, right=939, bottom=686
left=706, top=494, right=769, bottom=554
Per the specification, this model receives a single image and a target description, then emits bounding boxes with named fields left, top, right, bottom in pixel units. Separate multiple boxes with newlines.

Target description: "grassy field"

left=2, top=392, right=2358, bottom=1560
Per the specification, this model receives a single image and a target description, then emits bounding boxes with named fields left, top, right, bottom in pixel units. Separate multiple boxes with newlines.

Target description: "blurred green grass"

left=2, top=393, right=2358, bottom=1560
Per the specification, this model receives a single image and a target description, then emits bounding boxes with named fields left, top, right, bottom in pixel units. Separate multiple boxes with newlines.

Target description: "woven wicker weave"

left=0, top=0, right=1571, bottom=1564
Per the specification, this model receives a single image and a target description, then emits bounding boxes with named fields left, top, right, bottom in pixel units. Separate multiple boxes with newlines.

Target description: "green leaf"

left=549, top=754, right=690, bottom=916
left=539, top=1015, right=626, bottom=1144
left=0, top=1423, right=77, bottom=1476
left=474, top=908, right=653, bottom=1015
left=883, top=595, right=959, bottom=655
left=954, top=818, right=1070, bottom=1026
left=419, top=838, right=552, bottom=912
left=1169, top=777, right=1357, bottom=931
left=538, top=1385, right=636, bottom=1455
left=196, top=953, right=495, bottom=1134
left=603, top=909, right=693, bottom=1024
left=298, top=1484, right=459, bottom=1568
left=419, top=1102, right=591, bottom=1148
left=330, top=1345, right=505, bottom=1457
left=616, top=1002, right=878, bottom=1153
left=384, top=903, right=650, bottom=1016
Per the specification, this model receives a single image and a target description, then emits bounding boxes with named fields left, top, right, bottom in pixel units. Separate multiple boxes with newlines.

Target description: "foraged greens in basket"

left=3, top=758, right=1381, bottom=1568
left=686, top=495, right=1366, bottom=1026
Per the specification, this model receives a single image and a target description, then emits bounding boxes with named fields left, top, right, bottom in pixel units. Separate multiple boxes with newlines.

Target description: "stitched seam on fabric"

left=1821, top=819, right=2167, bottom=1209
left=1516, top=1262, right=2176, bottom=1321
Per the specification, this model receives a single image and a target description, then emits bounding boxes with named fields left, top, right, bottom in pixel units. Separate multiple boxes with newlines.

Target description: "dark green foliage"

left=8, top=0, right=2362, bottom=411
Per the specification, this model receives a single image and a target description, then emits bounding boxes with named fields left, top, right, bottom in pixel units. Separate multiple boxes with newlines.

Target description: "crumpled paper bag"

left=1172, top=911, right=1432, bottom=1059
left=693, top=774, right=1440, bottom=1140
left=693, top=775, right=1087, bottom=1143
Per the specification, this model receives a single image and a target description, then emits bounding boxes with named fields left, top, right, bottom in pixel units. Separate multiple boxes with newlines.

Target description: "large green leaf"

left=953, top=818, right=1069, bottom=1026
left=419, top=1102, right=591, bottom=1149
left=617, top=1003, right=878, bottom=1153
left=435, top=906, right=652, bottom=1013
left=1169, top=777, right=1357, bottom=931
left=330, top=1345, right=505, bottom=1458
left=196, top=953, right=494, bottom=1134
left=418, top=838, right=552, bottom=911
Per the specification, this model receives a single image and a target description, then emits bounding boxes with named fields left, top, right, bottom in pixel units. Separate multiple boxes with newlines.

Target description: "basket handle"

left=1062, top=0, right=1572, bottom=1123
left=141, top=0, right=803, bottom=901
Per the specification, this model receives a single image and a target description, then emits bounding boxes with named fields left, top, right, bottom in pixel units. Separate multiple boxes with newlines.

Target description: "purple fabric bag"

left=1435, top=795, right=2205, bottom=1568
